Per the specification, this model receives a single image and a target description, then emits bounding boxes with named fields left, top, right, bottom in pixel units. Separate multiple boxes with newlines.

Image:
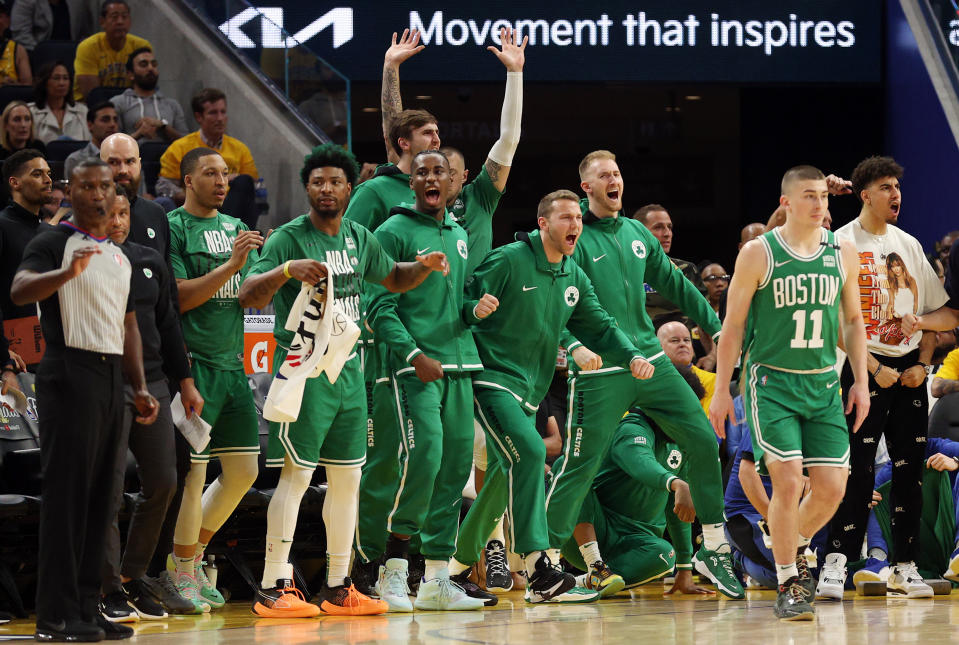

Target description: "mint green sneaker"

left=173, top=572, right=212, bottom=613
left=693, top=546, right=745, bottom=599
left=194, top=558, right=225, bottom=609
left=525, top=585, right=600, bottom=604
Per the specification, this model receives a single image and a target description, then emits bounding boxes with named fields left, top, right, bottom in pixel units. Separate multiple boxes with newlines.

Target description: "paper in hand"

left=171, top=392, right=211, bottom=453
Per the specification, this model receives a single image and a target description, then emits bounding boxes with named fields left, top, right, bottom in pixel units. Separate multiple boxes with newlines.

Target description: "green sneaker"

left=194, top=559, right=225, bottom=609
left=693, top=547, right=745, bottom=599
left=586, top=561, right=626, bottom=598
left=173, top=572, right=212, bottom=613
left=775, top=577, right=814, bottom=621
left=526, top=585, right=600, bottom=604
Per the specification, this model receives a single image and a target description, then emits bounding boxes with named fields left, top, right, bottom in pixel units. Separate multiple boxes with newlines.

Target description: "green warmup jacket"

left=343, top=164, right=412, bottom=233
left=561, top=205, right=721, bottom=369
left=465, top=230, right=642, bottom=413
left=591, top=411, right=693, bottom=568
left=367, top=204, right=481, bottom=376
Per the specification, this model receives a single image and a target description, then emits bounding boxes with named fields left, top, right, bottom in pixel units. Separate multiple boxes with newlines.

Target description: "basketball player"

left=238, top=144, right=449, bottom=617
left=544, top=150, right=742, bottom=599
left=166, top=147, right=263, bottom=613
left=709, top=165, right=869, bottom=620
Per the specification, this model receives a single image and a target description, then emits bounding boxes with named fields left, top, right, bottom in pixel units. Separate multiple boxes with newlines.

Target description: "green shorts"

left=266, top=347, right=367, bottom=470
left=191, top=362, right=259, bottom=463
left=743, top=363, right=849, bottom=472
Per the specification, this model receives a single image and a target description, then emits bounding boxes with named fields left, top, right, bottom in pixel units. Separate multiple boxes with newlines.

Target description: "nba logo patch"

left=345, top=237, right=356, bottom=250
left=113, top=253, right=124, bottom=266
left=760, top=375, right=768, bottom=386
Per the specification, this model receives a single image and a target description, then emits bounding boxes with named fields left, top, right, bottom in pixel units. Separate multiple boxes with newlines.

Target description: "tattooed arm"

left=381, top=29, right=424, bottom=164
left=484, top=28, right=528, bottom=192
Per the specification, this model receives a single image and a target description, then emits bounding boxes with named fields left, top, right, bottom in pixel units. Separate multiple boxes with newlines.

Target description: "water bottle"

left=206, top=553, right=218, bottom=588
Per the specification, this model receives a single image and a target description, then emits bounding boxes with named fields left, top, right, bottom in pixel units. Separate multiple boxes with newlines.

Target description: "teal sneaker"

left=525, top=585, right=600, bottom=604
left=693, top=546, right=745, bottom=599
left=194, top=559, right=225, bottom=609
left=173, top=572, right=212, bottom=613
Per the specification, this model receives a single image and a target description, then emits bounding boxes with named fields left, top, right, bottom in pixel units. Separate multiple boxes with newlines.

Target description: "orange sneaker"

left=319, top=577, right=389, bottom=616
left=253, top=579, right=321, bottom=618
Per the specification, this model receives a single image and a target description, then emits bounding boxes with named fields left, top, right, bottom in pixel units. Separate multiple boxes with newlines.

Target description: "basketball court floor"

left=1, top=583, right=954, bottom=643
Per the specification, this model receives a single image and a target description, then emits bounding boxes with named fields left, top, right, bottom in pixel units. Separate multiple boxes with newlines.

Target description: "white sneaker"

left=375, top=558, right=413, bottom=612
left=413, top=571, right=486, bottom=611
left=887, top=562, right=933, bottom=598
left=815, top=552, right=847, bottom=600
left=944, top=551, right=959, bottom=583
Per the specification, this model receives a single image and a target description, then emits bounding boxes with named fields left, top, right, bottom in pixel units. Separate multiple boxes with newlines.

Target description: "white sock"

left=424, top=559, right=447, bottom=581
left=323, top=466, right=362, bottom=587
left=546, top=548, right=562, bottom=564
left=262, top=461, right=312, bottom=588
left=868, top=547, right=888, bottom=561
left=701, top=523, right=729, bottom=553
left=579, top=541, right=602, bottom=567
left=173, top=554, right=195, bottom=577
left=449, top=558, right=470, bottom=576
left=575, top=573, right=587, bottom=587
left=776, top=563, right=799, bottom=585
left=194, top=541, right=208, bottom=564
left=524, top=551, right=545, bottom=578
left=797, top=534, right=811, bottom=550
left=488, top=516, right=506, bottom=545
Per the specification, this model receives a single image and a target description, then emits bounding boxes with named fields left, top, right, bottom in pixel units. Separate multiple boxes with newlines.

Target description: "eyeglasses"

left=702, top=274, right=730, bottom=282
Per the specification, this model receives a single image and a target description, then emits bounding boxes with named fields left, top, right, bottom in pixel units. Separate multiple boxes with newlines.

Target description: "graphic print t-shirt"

left=835, top=220, right=948, bottom=357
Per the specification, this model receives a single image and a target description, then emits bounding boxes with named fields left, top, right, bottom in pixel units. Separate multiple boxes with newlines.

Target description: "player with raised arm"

left=709, top=165, right=869, bottom=620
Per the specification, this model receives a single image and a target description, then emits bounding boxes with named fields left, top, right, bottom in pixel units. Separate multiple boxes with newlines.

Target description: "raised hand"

left=487, top=27, right=528, bottom=72
left=385, top=29, right=425, bottom=67
left=825, top=174, right=853, bottom=195
left=229, top=229, right=264, bottom=270
left=65, top=245, right=101, bottom=278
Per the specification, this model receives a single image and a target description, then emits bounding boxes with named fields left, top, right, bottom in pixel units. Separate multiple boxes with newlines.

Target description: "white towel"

left=264, top=268, right=361, bottom=423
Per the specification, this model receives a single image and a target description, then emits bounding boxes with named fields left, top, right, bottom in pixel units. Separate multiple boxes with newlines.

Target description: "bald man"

left=739, top=223, right=765, bottom=250
left=657, top=321, right=716, bottom=415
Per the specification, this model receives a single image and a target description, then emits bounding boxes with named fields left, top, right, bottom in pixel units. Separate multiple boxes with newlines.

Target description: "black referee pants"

left=827, top=349, right=928, bottom=564
left=36, top=350, right=125, bottom=624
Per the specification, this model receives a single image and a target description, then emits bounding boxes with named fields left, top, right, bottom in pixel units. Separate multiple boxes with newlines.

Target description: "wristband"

left=871, top=363, right=882, bottom=379
left=283, top=260, right=293, bottom=279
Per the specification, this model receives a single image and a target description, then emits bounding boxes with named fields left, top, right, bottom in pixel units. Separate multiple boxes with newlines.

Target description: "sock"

left=701, top=523, right=729, bottom=553
left=546, top=548, right=562, bottom=564
left=776, top=563, right=799, bottom=585
left=385, top=535, right=411, bottom=561
left=194, top=541, right=208, bottom=565
left=424, top=559, right=447, bottom=581
left=488, top=516, right=506, bottom=546
left=173, top=554, right=195, bottom=578
left=797, top=534, right=811, bottom=552
left=524, top=551, right=546, bottom=578
left=262, top=536, right=294, bottom=588
left=868, top=547, right=888, bottom=561
left=575, top=573, right=587, bottom=587
left=579, top=541, right=602, bottom=567
left=327, top=552, right=350, bottom=587
left=449, top=558, right=470, bottom=577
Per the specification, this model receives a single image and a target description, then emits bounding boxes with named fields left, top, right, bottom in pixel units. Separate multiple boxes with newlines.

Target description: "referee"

left=11, top=159, right=158, bottom=642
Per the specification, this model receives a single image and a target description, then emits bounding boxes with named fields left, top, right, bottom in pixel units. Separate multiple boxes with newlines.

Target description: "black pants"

left=221, top=174, right=257, bottom=231
left=102, top=381, right=178, bottom=592
left=36, top=350, right=125, bottom=624
left=827, top=349, right=928, bottom=564
left=147, top=419, right=192, bottom=577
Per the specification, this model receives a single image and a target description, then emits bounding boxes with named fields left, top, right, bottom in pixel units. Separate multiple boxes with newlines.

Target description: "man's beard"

left=312, top=204, right=339, bottom=219
left=135, top=74, right=158, bottom=91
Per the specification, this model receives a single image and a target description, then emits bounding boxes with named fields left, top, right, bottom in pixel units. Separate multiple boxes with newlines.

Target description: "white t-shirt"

left=835, top=219, right=948, bottom=357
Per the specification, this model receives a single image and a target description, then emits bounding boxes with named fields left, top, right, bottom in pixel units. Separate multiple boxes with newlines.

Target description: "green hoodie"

left=562, top=203, right=721, bottom=367
left=465, top=230, right=641, bottom=413
left=343, top=164, right=412, bottom=233
left=367, top=203, right=481, bottom=376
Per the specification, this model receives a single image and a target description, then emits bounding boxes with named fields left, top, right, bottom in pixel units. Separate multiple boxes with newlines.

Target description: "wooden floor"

left=3, top=584, right=958, bottom=643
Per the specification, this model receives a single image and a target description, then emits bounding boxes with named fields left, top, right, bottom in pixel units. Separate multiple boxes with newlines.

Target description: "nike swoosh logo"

left=775, top=260, right=792, bottom=267
left=827, top=380, right=838, bottom=389
left=592, top=254, right=607, bottom=262
left=523, top=286, right=537, bottom=292
left=417, top=247, right=430, bottom=254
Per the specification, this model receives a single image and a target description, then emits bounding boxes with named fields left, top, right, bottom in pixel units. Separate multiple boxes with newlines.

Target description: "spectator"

left=739, top=222, right=765, bottom=249
left=10, top=0, right=94, bottom=51
left=63, top=101, right=117, bottom=178
left=29, top=60, right=88, bottom=143
left=700, top=263, right=729, bottom=313
left=938, top=230, right=959, bottom=266
left=657, top=320, right=716, bottom=414
left=72, top=0, right=150, bottom=102
left=0, top=100, right=46, bottom=161
left=157, top=88, right=258, bottom=228
left=39, top=178, right=68, bottom=223
left=0, top=3, right=32, bottom=86
left=633, top=203, right=705, bottom=321
left=932, top=347, right=959, bottom=399
left=111, top=47, right=187, bottom=143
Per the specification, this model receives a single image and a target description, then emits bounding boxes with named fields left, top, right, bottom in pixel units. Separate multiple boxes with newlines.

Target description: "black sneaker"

left=407, top=553, right=425, bottom=594
left=775, top=577, right=814, bottom=621
left=484, top=540, right=513, bottom=592
left=35, top=618, right=105, bottom=642
left=795, top=552, right=816, bottom=600
left=451, top=569, right=498, bottom=606
left=525, top=553, right=576, bottom=603
left=0, top=610, right=11, bottom=624
left=99, top=590, right=138, bottom=623
left=95, top=613, right=134, bottom=640
left=144, top=572, right=199, bottom=615
left=350, top=556, right=381, bottom=597
left=121, top=578, right=168, bottom=620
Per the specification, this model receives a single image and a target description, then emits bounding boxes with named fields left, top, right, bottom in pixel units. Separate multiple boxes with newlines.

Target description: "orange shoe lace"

left=278, top=582, right=307, bottom=606
left=342, top=584, right=368, bottom=608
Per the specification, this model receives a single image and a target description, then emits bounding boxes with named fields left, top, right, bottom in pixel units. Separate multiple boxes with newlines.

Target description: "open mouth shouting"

left=889, top=201, right=900, bottom=216
left=424, top=186, right=443, bottom=208
left=564, top=232, right=579, bottom=252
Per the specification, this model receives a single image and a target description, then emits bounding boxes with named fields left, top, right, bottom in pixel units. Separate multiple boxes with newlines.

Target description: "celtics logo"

left=143, top=268, right=153, bottom=278
left=147, top=227, right=156, bottom=239
left=632, top=239, right=647, bottom=259
left=564, top=286, right=579, bottom=307
left=667, top=449, right=682, bottom=469
left=457, top=239, right=468, bottom=260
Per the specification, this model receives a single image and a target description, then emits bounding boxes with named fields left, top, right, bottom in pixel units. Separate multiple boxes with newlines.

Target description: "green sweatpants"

left=561, top=490, right=676, bottom=588
left=453, top=388, right=549, bottom=563
left=546, top=356, right=725, bottom=548
left=354, top=378, right=399, bottom=563
left=387, top=372, right=474, bottom=560
left=872, top=468, right=955, bottom=578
